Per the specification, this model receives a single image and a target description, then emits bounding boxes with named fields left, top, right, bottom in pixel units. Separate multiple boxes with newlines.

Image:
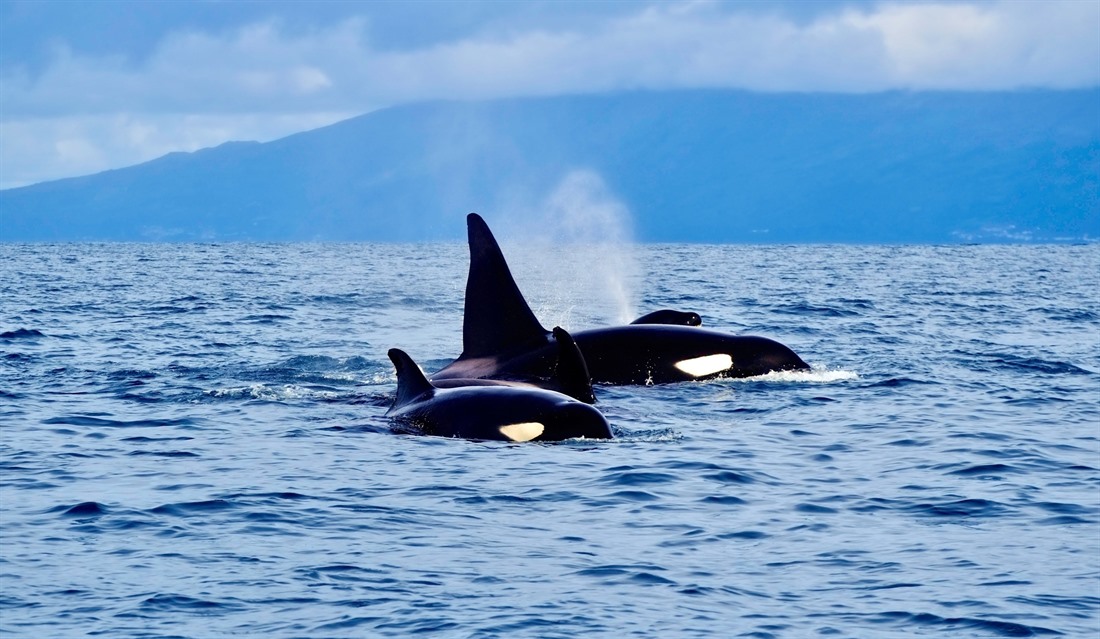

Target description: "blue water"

left=1, top=242, right=1098, bottom=638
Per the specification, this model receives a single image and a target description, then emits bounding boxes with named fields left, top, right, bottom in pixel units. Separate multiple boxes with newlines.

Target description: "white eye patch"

left=498, top=422, right=545, bottom=442
left=674, top=354, right=733, bottom=378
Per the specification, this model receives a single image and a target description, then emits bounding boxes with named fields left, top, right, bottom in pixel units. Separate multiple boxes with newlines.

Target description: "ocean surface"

left=1, top=241, right=1098, bottom=638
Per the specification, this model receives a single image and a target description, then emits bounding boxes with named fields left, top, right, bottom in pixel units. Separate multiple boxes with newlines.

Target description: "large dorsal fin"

left=388, top=348, right=435, bottom=408
left=461, top=213, right=549, bottom=359
left=551, top=326, right=596, bottom=404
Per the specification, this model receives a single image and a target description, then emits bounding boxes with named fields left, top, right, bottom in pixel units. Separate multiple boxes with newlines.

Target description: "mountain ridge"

left=3, top=89, right=1097, bottom=242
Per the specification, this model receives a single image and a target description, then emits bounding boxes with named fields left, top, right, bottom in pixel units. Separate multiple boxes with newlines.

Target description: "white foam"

left=735, top=367, right=859, bottom=383
left=204, top=384, right=341, bottom=401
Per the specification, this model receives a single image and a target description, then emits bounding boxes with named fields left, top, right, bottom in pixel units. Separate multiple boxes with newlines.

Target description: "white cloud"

left=2, top=1, right=1097, bottom=187
left=841, top=2, right=1100, bottom=89
left=0, top=112, right=353, bottom=189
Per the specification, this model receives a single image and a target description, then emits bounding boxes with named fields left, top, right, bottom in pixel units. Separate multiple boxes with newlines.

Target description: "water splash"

left=499, top=170, right=640, bottom=326
left=731, top=368, right=860, bottom=383
left=205, top=384, right=341, bottom=401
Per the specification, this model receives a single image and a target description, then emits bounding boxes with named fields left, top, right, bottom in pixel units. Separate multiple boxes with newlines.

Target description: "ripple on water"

left=42, top=416, right=198, bottom=429
left=0, top=328, right=47, bottom=339
left=867, top=610, right=1064, bottom=637
left=149, top=499, right=236, bottom=517
left=138, top=593, right=246, bottom=614
left=58, top=501, right=109, bottom=517
left=2, top=243, right=1098, bottom=638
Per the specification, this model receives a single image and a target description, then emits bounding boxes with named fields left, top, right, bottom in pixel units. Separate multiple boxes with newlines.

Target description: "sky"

left=2, top=0, right=1098, bottom=190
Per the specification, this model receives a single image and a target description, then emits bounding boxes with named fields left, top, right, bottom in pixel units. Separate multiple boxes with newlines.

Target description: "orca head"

left=535, top=399, right=613, bottom=440
left=673, top=336, right=810, bottom=379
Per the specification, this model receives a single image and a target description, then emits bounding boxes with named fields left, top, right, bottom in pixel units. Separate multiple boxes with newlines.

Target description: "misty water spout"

left=532, top=170, right=641, bottom=325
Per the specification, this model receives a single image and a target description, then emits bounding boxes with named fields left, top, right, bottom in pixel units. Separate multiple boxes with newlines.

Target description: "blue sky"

left=2, top=0, right=1097, bottom=189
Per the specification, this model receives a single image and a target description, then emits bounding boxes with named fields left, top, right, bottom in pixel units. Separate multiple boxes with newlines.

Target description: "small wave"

left=238, top=491, right=315, bottom=501
left=42, top=415, right=196, bottom=428
left=947, top=463, right=1024, bottom=478
left=121, top=435, right=194, bottom=443
left=1007, top=594, right=1100, bottom=611
left=237, top=356, right=389, bottom=387
left=866, top=377, right=938, bottom=388
left=605, top=427, right=682, bottom=443
left=307, top=293, right=363, bottom=305
left=600, top=468, right=680, bottom=487
left=1034, top=502, right=1095, bottom=515
left=719, top=530, right=768, bottom=539
left=147, top=304, right=202, bottom=315
left=703, top=470, right=756, bottom=485
left=605, top=489, right=662, bottom=502
left=572, top=564, right=677, bottom=586
left=1038, top=307, right=1100, bottom=322
left=107, top=369, right=157, bottom=380
left=728, top=368, right=859, bottom=383
left=282, top=355, right=344, bottom=371
left=59, top=501, right=109, bottom=517
left=150, top=499, right=235, bottom=516
left=873, top=610, right=1062, bottom=637
left=1039, top=515, right=1095, bottom=525
left=0, top=328, right=46, bottom=339
left=241, top=314, right=291, bottom=323
left=140, top=593, right=244, bottom=613
left=773, top=303, right=862, bottom=317
left=700, top=495, right=748, bottom=506
left=907, top=498, right=1011, bottom=519
left=205, top=384, right=342, bottom=402
left=968, top=351, right=1095, bottom=376
left=314, top=616, right=388, bottom=632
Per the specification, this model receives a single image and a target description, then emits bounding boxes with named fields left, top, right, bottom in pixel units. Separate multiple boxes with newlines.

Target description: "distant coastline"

left=2, top=89, right=1097, bottom=243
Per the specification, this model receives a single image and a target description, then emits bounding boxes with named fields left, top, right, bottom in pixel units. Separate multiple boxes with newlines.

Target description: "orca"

left=630, top=309, right=702, bottom=326
left=431, top=213, right=810, bottom=385
left=386, top=347, right=612, bottom=442
left=432, top=326, right=596, bottom=404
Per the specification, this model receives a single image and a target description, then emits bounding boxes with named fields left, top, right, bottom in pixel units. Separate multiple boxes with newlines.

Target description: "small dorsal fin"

left=461, top=213, right=550, bottom=359
left=630, top=309, right=703, bottom=326
left=388, top=348, right=435, bottom=408
left=551, top=326, right=596, bottom=404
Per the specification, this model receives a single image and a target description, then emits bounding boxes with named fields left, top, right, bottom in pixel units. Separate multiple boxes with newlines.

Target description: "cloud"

left=841, top=2, right=1100, bottom=89
left=2, top=0, right=1097, bottom=187
left=0, top=112, right=353, bottom=189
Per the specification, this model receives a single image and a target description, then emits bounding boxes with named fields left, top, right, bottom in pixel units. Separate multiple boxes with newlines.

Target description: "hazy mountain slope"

left=2, top=90, right=1097, bottom=242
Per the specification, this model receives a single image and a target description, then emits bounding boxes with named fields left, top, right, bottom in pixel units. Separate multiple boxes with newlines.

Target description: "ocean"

left=1, top=241, right=1098, bottom=638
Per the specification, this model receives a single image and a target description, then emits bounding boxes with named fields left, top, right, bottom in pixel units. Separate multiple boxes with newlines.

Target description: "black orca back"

left=462, top=213, right=550, bottom=360
left=630, top=309, right=703, bottom=326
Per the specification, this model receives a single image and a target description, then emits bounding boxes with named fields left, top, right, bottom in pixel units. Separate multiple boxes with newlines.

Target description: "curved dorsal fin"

left=551, top=326, right=596, bottom=404
left=630, top=309, right=703, bottom=326
left=461, top=213, right=549, bottom=359
left=388, top=348, right=435, bottom=408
